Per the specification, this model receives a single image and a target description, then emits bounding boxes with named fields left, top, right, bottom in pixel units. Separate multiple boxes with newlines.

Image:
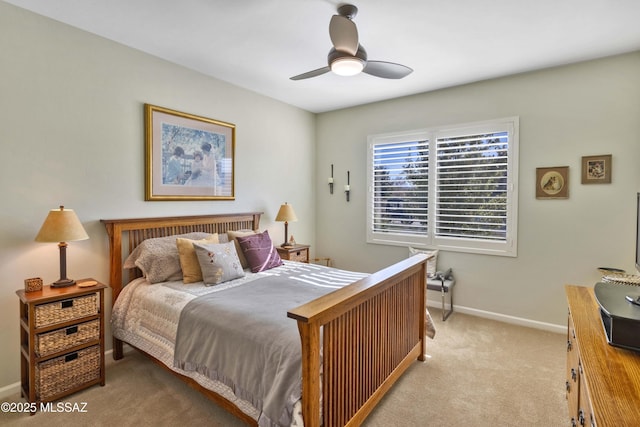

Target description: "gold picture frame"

left=145, top=104, right=235, bottom=201
left=536, top=166, right=569, bottom=199
left=581, top=154, right=612, bottom=184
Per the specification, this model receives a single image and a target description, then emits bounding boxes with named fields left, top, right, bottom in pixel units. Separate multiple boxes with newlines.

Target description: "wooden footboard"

left=288, top=254, right=428, bottom=427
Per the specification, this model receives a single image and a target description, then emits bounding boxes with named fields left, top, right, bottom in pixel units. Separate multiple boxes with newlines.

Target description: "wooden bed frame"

left=101, top=213, right=428, bottom=427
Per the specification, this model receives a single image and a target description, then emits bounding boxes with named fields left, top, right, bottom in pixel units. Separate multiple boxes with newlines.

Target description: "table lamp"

left=275, top=202, right=298, bottom=247
left=35, top=205, right=89, bottom=288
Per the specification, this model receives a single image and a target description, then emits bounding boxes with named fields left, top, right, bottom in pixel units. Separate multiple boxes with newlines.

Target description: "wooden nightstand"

left=16, top=279, right=106, bottom=410
left=276, top=244, right=310, bottom=263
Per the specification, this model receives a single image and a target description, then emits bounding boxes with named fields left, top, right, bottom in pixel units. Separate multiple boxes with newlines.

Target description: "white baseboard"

left=0, top=381, right=20, bottom=400
left=427, top=300, right=565, bottom=334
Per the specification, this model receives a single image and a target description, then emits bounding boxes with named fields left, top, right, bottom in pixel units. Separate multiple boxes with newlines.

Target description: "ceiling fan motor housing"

left=337, top=4, right=358, bottom=19
left=328, top=45, right=367, bottom=65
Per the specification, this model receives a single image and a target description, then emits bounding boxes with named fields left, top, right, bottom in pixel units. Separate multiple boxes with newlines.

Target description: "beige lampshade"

left=275, top=203, right=298, bottom=222
left=35, top=206, right=89, bottom=243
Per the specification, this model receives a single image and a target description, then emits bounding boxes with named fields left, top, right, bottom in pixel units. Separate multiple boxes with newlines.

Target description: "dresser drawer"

left=35, top=345, right=101, bottom=400
left=36, top=319, right=100, bottom=357
left=289, top=249, right=308, bottom=262
left=34, top=293, right=99, bottom=328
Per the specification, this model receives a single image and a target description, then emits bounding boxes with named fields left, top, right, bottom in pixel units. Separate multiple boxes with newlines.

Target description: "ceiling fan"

left=290, top=4, right=413, bottom=81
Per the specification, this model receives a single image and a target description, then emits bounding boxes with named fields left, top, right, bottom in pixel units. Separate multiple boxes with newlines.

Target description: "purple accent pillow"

left=236, top=230, right=283, bottom=273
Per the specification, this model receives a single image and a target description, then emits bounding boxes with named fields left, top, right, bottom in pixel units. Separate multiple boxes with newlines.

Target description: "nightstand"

left=276, top=244, right=310, bottom=263
left=16, top=279, right=106, bottom=411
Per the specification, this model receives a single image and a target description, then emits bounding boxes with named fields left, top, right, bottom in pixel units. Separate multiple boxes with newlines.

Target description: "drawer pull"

left=65, top=352, right=78, bottom=363
left=66, top=326, right=78, bottom=335
left=61, top=300, right=74, bottom=309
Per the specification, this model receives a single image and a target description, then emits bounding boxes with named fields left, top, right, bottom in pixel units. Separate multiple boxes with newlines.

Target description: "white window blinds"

left=371, top=139, right=429, bottom=237
left=435, top=131, right=509, bottom=241
left=367, top=118, right=518, bottom=257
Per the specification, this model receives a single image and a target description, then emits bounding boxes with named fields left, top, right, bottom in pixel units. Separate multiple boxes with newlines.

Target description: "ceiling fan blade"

left=290, top=66, right=331, bottom=81
left=363, top=61, right=413, bottom=79
left=329, top=15, right=358, bottom=55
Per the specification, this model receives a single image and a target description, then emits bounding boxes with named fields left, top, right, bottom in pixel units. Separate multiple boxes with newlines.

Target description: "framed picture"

left=581, top=154, right=612, bottom=184
left=145, top=104, right=235, bottom=201
left=536, top=166, right=569, bottom=199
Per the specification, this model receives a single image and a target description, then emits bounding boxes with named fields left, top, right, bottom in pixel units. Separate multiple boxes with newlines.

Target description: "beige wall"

left=0, top=3, right=315, bottom=389
left=315, top=52, right=640, bottom=328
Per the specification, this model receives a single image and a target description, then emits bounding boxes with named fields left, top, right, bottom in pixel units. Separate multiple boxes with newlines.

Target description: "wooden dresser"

left=565, top=285, right=640, bottom=427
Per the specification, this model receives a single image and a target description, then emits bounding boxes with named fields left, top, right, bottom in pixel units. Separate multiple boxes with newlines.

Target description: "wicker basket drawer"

left=36, top=319, right=100, bottom=357
left=289, top=250, right=308, bottom=262
left=34, top=293, right=98, bottom=328
left=35, top=345, right=100, bottom=400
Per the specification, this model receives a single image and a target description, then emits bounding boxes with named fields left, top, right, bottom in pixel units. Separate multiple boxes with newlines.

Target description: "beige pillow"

left=176, top=234, right=219, bottom=283
left=226, top=229, right=257, bottom=269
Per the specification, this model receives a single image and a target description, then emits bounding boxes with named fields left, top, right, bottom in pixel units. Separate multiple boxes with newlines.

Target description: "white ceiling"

left=5, top=0, right=640, bottom=113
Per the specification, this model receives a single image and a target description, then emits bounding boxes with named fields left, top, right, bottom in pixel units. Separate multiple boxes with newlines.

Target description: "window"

left=367, top=118, right=518, bottom=257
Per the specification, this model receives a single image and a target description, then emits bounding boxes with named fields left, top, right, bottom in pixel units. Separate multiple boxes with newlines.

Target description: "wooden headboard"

left=101, top=212, right=262, bottom=303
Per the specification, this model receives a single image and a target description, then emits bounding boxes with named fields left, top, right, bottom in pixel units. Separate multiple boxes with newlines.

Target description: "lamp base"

left=51, top=278, right=76, bottom=288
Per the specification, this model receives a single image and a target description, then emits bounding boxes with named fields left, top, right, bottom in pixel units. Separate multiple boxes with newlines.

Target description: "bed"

left=101, top=212, right=431, bottom=427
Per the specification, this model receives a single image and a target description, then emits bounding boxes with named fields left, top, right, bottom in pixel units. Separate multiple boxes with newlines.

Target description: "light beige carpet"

left=4, top=310, right=567, bottom=426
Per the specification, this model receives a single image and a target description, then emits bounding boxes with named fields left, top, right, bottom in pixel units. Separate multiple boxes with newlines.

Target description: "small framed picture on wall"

left=536, top=166, right=569, bottom=199
left=581, top=154, right=612, bottom=184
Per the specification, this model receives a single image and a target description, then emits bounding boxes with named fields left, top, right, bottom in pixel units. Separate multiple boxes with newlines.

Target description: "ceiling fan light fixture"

left=330, top=57, right=364, bottom=76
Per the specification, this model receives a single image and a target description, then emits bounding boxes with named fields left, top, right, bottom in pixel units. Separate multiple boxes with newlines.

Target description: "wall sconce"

left=35, top=205, right=89, bottom=287
left=328, top=164, right=334, bottom=194
left=345, top=170, right=351, bottom=202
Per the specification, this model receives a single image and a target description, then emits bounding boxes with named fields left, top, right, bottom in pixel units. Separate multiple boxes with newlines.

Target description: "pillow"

left=176, top=235, right=220, bottom=283
left=236, top=230, right=283, bottom=273
left=123, top=232, right=213, bottom=284
left=193, top=241, right=245, bottom=285
left=227, top=229, right=257, bottom=269
left=408, top=247, right=439, bottom=278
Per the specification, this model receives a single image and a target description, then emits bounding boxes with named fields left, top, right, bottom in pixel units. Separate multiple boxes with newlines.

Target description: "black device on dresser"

left=593, top=192, right=640, bottom=352
left=594, top=281, right=640, bottom=351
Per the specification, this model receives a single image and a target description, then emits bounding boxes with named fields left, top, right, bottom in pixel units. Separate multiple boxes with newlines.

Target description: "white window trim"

left=367, top=117, right=519, bottom=257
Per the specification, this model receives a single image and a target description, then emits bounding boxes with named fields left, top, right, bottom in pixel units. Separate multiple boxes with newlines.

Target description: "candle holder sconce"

left=345, top=170, right=351, bottom=202
left=328, top=164, right=334, bottom=194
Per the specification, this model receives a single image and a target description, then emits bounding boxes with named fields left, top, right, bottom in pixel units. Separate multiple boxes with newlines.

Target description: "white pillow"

left=408, top=247, right=438, bottom=278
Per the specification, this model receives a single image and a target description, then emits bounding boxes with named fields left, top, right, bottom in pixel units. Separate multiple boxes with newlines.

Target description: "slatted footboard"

left=288, top=254, right=428, bottom=427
